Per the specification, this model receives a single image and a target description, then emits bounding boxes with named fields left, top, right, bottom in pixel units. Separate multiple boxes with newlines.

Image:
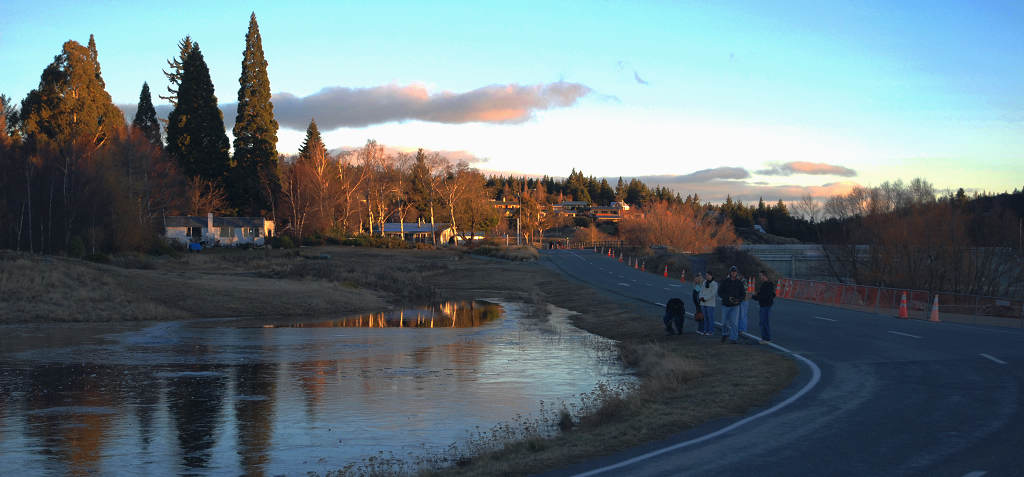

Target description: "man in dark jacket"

left=753, top=270, right=776, bottom=343
left=717, top=265, right=745, bottom=343
left=663, top=298, right=686, bottom=335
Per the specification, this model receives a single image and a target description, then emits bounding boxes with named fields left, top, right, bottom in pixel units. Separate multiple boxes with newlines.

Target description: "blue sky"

left=2, top=0, right=1022, bottom=201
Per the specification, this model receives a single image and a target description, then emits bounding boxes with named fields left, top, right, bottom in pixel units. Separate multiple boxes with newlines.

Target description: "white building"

left=163, top=213, right=275, bottom=247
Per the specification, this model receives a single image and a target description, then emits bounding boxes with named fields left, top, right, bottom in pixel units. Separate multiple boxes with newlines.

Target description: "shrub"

left=69, top=236, right=86, bottom=258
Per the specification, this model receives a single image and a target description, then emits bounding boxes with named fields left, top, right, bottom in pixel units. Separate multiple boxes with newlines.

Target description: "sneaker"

left=697, top=331, right=705, bottom=336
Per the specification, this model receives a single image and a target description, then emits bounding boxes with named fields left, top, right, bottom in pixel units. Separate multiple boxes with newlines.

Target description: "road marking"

left=962, top=472, right=987, bottom=477
left=669, top=284, right=682, bottom=287
left=888, top=331, right=922, bottom=339
left=813, top=316, right=837, bottom=322
left=979, top=354, right=1007, bottom=365
left=631, top=279, right=637, bottom=282
left=664, top=288, right=671, bottom=291
left=572, top=332, right=822, bottom=477
left=617, top=283, right=631, bottom=287
left=654, top=302, right=665, bottom=306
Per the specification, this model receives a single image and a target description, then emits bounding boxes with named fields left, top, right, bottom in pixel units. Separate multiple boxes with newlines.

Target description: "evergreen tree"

left=21, top=39, right=124, bottom=147
left=160, top=36, right=194, bottom=106
left=297, top=118, right=327, bottom=160
left=132, top=82, right=162, bottom=147
left=409, top=148, right=434, bottom=218
left=87, top=34, right=105, bottom=89
left=165, top=43, right=231, bottom=183
left=230, top=13, right=279, bottom=215
left=19, top=38, right=125, bottom=249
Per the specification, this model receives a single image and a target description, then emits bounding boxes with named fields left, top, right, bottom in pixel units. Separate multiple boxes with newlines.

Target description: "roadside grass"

left=469, top=244, right=539, bottom=262
left=0, top=252, right=183, bottom=322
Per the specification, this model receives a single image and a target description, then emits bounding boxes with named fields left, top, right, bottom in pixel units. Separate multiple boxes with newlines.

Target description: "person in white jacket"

left=698, top=271, right=718, bottom=335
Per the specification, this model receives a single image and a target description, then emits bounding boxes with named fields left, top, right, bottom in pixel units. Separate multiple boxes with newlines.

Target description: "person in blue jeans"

left=717, top=265, right=745, bottom=344
left=698, top=271, right=718, bottom=335
left=753, top=270, right=776, bottom=343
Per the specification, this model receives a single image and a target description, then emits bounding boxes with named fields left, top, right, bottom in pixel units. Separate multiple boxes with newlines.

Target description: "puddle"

left=0, top=300, right=631, bottom=476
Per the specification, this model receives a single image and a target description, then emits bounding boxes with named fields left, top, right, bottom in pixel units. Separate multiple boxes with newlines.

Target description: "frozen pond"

left=0, top=300, right=630, bottom=476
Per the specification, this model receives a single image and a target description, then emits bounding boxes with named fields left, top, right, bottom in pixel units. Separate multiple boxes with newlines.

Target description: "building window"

left=220, top=227, right=234, bottom=238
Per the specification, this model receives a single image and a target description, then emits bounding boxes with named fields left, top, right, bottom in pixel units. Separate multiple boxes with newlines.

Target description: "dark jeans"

left=664, top=315, right=684, bottom=334
left=759, top=305, right=772, bottom=341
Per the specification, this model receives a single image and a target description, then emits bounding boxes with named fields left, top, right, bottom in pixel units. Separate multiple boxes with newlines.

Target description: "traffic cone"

left=898, top=292, right=909, bottom=319
left=681, top=271, right=686, bottom=282
left=642, top=261, right=646, bottom=272
left=929, top=295, right=940, bottom=322
left=618, top=252, right=623, bottom=263
left=663, top=265, right=668, bottom=277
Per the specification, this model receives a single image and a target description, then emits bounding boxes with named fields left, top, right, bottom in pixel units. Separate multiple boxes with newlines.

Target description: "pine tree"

left=297, top=118, right=327, bottom=160
left=20, top=38, right=125, bottom=249
left=87, top=34, right=105, bottom=89
left=132, top=82, right=162, bottom=147
left=21, top=39, right=124, bottom=147
left=160, top=36, right=194, bottom=106
left=230, top=12, right=279, bottom=216
left=165, top=43, right=231, bottom=183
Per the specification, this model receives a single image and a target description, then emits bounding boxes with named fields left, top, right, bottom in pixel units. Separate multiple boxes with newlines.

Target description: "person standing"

left=692, top=276, right=704, bottom=335
left=737, top=272, right=749, bottom=335
left=718, top=265, right=745, bottom=344
left=754, top=270, right=776, bottom=343
left=699, top=271, right=718, bottom=336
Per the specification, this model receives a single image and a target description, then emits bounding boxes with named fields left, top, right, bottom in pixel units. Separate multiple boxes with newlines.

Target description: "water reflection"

left=0, top=301, right=630, bottom=476
left=275, top=301, right=503, bottom=329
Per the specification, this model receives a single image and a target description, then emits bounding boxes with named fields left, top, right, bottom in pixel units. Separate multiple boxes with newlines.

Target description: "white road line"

left=617, top=283, right=631, bottom=287
left=962, top=471, right=987, bottom=477
left=979, top=354, right=1007, bottom=365
left=572, top=331, right=822, bottom=477
left=669, top=284, right=682, bottom=287
left=655, top=302, right=665, bottom=306
left=888, top=331, right=922, bottom=339
left=813, top=316, right=837, bottom=322
left=664, top=288, right=671, bottom=291
left=685, top=312, right=694, bottom=316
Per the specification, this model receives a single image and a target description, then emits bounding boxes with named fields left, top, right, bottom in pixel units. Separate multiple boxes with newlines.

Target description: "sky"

left=2, top=0, right=1022, bottom=202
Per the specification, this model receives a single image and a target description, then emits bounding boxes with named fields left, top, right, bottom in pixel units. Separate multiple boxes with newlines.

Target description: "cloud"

left=614, top=174, right=859, bottom=203
left=633, top=71, right=649, bottom=85
left=270, top=82, right=591, bottom=129
left=640, top=167, right=751, bottom=184
left=325, top=145, right=488, bottom=164
left=756, top=161, right=857, bottom=177
left=120, top=80, right=592, bottom=131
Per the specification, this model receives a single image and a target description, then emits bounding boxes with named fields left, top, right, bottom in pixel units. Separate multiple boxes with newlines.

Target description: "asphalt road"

left=539, top=249, right=1024, bottom=477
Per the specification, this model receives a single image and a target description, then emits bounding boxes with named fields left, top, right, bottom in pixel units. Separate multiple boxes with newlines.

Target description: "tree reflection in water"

left=275, top=301, right=503, bottom=329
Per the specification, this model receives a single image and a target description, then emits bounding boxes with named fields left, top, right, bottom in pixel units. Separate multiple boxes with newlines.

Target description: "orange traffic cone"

left=663, top=265, right=668, bottom=277
left=642, top=261, right=646, bottom=272
left=681, top=271, right=686, bottom=282
left=618, top=252, right=623, bottom=263
left=929, top=295, right=940, bottom=322
left=898, top=292, right=909, bottom=319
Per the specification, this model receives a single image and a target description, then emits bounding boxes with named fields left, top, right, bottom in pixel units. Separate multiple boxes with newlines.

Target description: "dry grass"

left=470, top=245, right=539, bottom=261
left=0, top=253, right=183, bottom=322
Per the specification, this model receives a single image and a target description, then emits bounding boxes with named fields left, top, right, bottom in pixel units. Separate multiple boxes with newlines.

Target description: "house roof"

left=380, top=223, right=452, bottom=233
left=164, top=216, right=270, bottom=228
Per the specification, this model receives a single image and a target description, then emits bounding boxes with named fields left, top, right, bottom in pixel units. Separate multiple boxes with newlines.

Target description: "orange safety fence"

left=784, top=278, right=1024, bottom=324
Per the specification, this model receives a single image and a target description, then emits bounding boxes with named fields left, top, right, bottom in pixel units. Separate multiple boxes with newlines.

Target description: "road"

left=539, top=249, right=1024, bottom=477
